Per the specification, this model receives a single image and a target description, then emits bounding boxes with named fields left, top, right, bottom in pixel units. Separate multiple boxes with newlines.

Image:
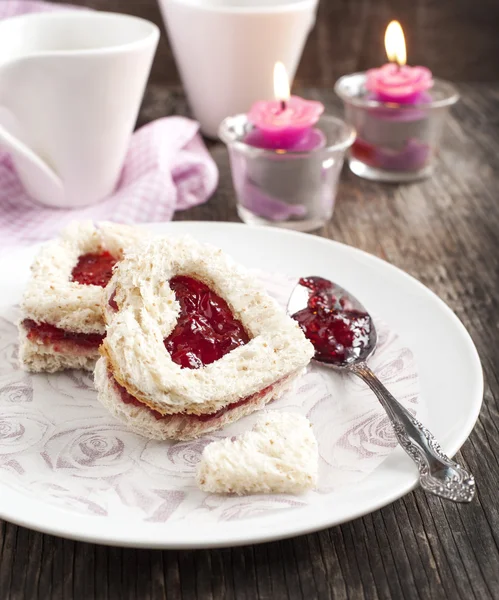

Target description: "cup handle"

left=0, top=107, right=64, bottom=205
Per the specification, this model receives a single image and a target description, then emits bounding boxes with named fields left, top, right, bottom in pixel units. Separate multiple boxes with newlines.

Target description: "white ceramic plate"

left=0, top=222, right=483, bottom=548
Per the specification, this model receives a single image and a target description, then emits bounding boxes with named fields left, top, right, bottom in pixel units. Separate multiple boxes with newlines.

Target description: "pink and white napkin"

left=0, top=1, right=219, bottom=251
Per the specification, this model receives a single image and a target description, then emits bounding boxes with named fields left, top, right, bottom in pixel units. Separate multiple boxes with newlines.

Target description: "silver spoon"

left=287, top=276, right=475, bottom=503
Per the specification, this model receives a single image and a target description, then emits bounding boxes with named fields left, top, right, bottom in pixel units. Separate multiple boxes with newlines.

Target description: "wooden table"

left=2, top=1, right=499, bottom=598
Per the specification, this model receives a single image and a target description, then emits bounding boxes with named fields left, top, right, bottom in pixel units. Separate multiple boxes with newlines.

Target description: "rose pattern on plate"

left=338, top=410, right=397, bottom=455
left=0, top=314, right=20, bottom=375
left=139, top=437, right=216, bottom=479
left=0, top=272, right=421, bottom=522
left=0, top=379, right=33, bottom=404
left=50, top=368, right=95, bottom=391
left=144, top=490, right=186, bottom=522
left=61, top=431, right=126, bottom=470
left=45, top=421, right=146, bottom=479
left=46, top=368, right=96, bottom=402
left=0, top=458, right=25, bottom=476
left=0, top=409, right=52, bottom=456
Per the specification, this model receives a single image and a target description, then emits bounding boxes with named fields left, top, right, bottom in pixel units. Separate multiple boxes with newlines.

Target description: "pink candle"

left=365, top=21, right=433, bottom=104
left=366, top=63, right=433, bottom=104
left=246, top=62, right=324, bottom=150
left=349, top=21, right=434, bottom=173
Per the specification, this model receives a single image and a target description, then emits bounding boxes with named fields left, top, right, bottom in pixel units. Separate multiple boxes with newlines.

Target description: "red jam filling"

left=113, top=373, right=274, bottom=423
left=164, top=276, right=250, bottom=369
left=23, top=319, right=104, bottom=349
left=108, top=290, right=119, bottom=311
left=291, top=276, right=372, bottom=365
left=71, top=251, right=118, bottom=287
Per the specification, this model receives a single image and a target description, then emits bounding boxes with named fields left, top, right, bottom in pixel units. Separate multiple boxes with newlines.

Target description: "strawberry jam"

left=71, top=251, right=118, bottom=287
left=291, top=276, right=372, bottom=365
left=113, top=372, right=276, bottom=422
left=108, top=290, right=119, bottom=311
left=115, top=377, right=163, bottom=416
left=164, top=276, right=250, bottom=369
left=23, top=319, right=104, bottom=349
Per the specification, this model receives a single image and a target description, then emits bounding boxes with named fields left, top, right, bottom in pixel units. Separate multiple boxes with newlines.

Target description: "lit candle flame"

left=273, top=62, right=290, bottom=107
left=384, top=21, right=406, bottom=67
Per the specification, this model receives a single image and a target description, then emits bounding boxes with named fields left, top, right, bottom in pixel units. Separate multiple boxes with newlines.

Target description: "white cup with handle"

left=158, top=0, right=319, bottom=139
left=0, top=11, right=159, bottom=208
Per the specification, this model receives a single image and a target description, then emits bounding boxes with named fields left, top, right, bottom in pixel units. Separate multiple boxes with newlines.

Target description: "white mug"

left=0, top=12, right=159, bottom=208
left=158, top=0, right=319, bottom=138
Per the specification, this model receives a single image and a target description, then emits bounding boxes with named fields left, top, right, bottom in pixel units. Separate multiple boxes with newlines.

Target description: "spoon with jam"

left=288, top=276, right=475, bottom=503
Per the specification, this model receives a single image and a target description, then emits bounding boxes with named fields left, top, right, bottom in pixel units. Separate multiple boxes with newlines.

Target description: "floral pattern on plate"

left=0, top=273, right=421, bottom=522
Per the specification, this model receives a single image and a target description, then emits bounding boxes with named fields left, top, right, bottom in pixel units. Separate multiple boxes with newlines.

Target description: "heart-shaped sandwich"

left=95, top=236, right=314, bottom=440
left=196, top=412, right=319, bottom=495
left=19, top=221, right=146, bottom=373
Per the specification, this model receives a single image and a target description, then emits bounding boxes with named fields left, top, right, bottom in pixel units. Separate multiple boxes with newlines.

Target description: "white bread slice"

left=196, top=412, right=318, bottom=495
left=21, top=220, right=147, bottom=336
left=19, top=328, right=98, bottom=373
left=101, top=235, right=314, bottom=417
left=94, top=356, right=302, bottom=441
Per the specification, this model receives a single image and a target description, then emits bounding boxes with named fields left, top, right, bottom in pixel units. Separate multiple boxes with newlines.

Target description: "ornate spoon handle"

left=350, top=362, right=475, bottom=503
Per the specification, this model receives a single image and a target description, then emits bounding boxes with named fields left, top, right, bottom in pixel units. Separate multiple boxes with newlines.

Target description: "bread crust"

left=21, top=221, right=147, bottom=336
left=95, top=356, right=302, bottom=441
left=19, top=327, right=98, bottom=373
left=101, top=235, right=314, bottom=416
left=196, top=411, right=319, bottom=494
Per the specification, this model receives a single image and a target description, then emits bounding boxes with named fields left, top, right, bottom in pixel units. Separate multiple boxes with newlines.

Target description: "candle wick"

left=280, top=100, right=287, bottom=112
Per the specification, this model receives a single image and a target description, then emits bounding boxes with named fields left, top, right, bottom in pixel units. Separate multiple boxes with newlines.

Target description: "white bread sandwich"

left=196, top=412, right=319, bottom=495
left=19, top=221, right=147, bottom=373
left=95, top=235, right=314, bottom=441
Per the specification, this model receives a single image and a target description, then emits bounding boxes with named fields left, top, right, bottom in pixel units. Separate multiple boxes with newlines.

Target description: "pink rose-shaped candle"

left=246, top=62, right=325, bottom=150
left=366, top=21, right=433, bottom=104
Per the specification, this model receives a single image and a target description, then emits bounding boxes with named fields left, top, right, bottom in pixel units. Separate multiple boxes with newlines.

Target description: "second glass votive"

left=219, top=115, right=355, bottom=232
left=334, top=73, right=459, bottom=182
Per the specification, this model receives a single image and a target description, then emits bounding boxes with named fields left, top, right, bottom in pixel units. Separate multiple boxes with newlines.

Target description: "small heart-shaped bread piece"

left=196, top=412, right=318, bottom=495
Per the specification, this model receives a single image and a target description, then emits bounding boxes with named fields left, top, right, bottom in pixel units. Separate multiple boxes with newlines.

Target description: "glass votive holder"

left=334, top=73, right=459, bottom=182
left=219, top=115, right=355, bottom=232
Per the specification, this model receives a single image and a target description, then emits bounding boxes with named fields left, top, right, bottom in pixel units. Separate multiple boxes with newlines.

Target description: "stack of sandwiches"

left=19, top=221, right=319, bottom=495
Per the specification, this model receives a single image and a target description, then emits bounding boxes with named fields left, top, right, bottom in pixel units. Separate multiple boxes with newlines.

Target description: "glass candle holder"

left=219, top=115, right=355, bottom=232
left=334, top=73, right=459, bottom=182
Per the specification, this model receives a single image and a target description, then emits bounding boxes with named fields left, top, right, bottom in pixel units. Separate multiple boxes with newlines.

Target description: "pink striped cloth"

left=0, top=1, right=218, bottom=251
